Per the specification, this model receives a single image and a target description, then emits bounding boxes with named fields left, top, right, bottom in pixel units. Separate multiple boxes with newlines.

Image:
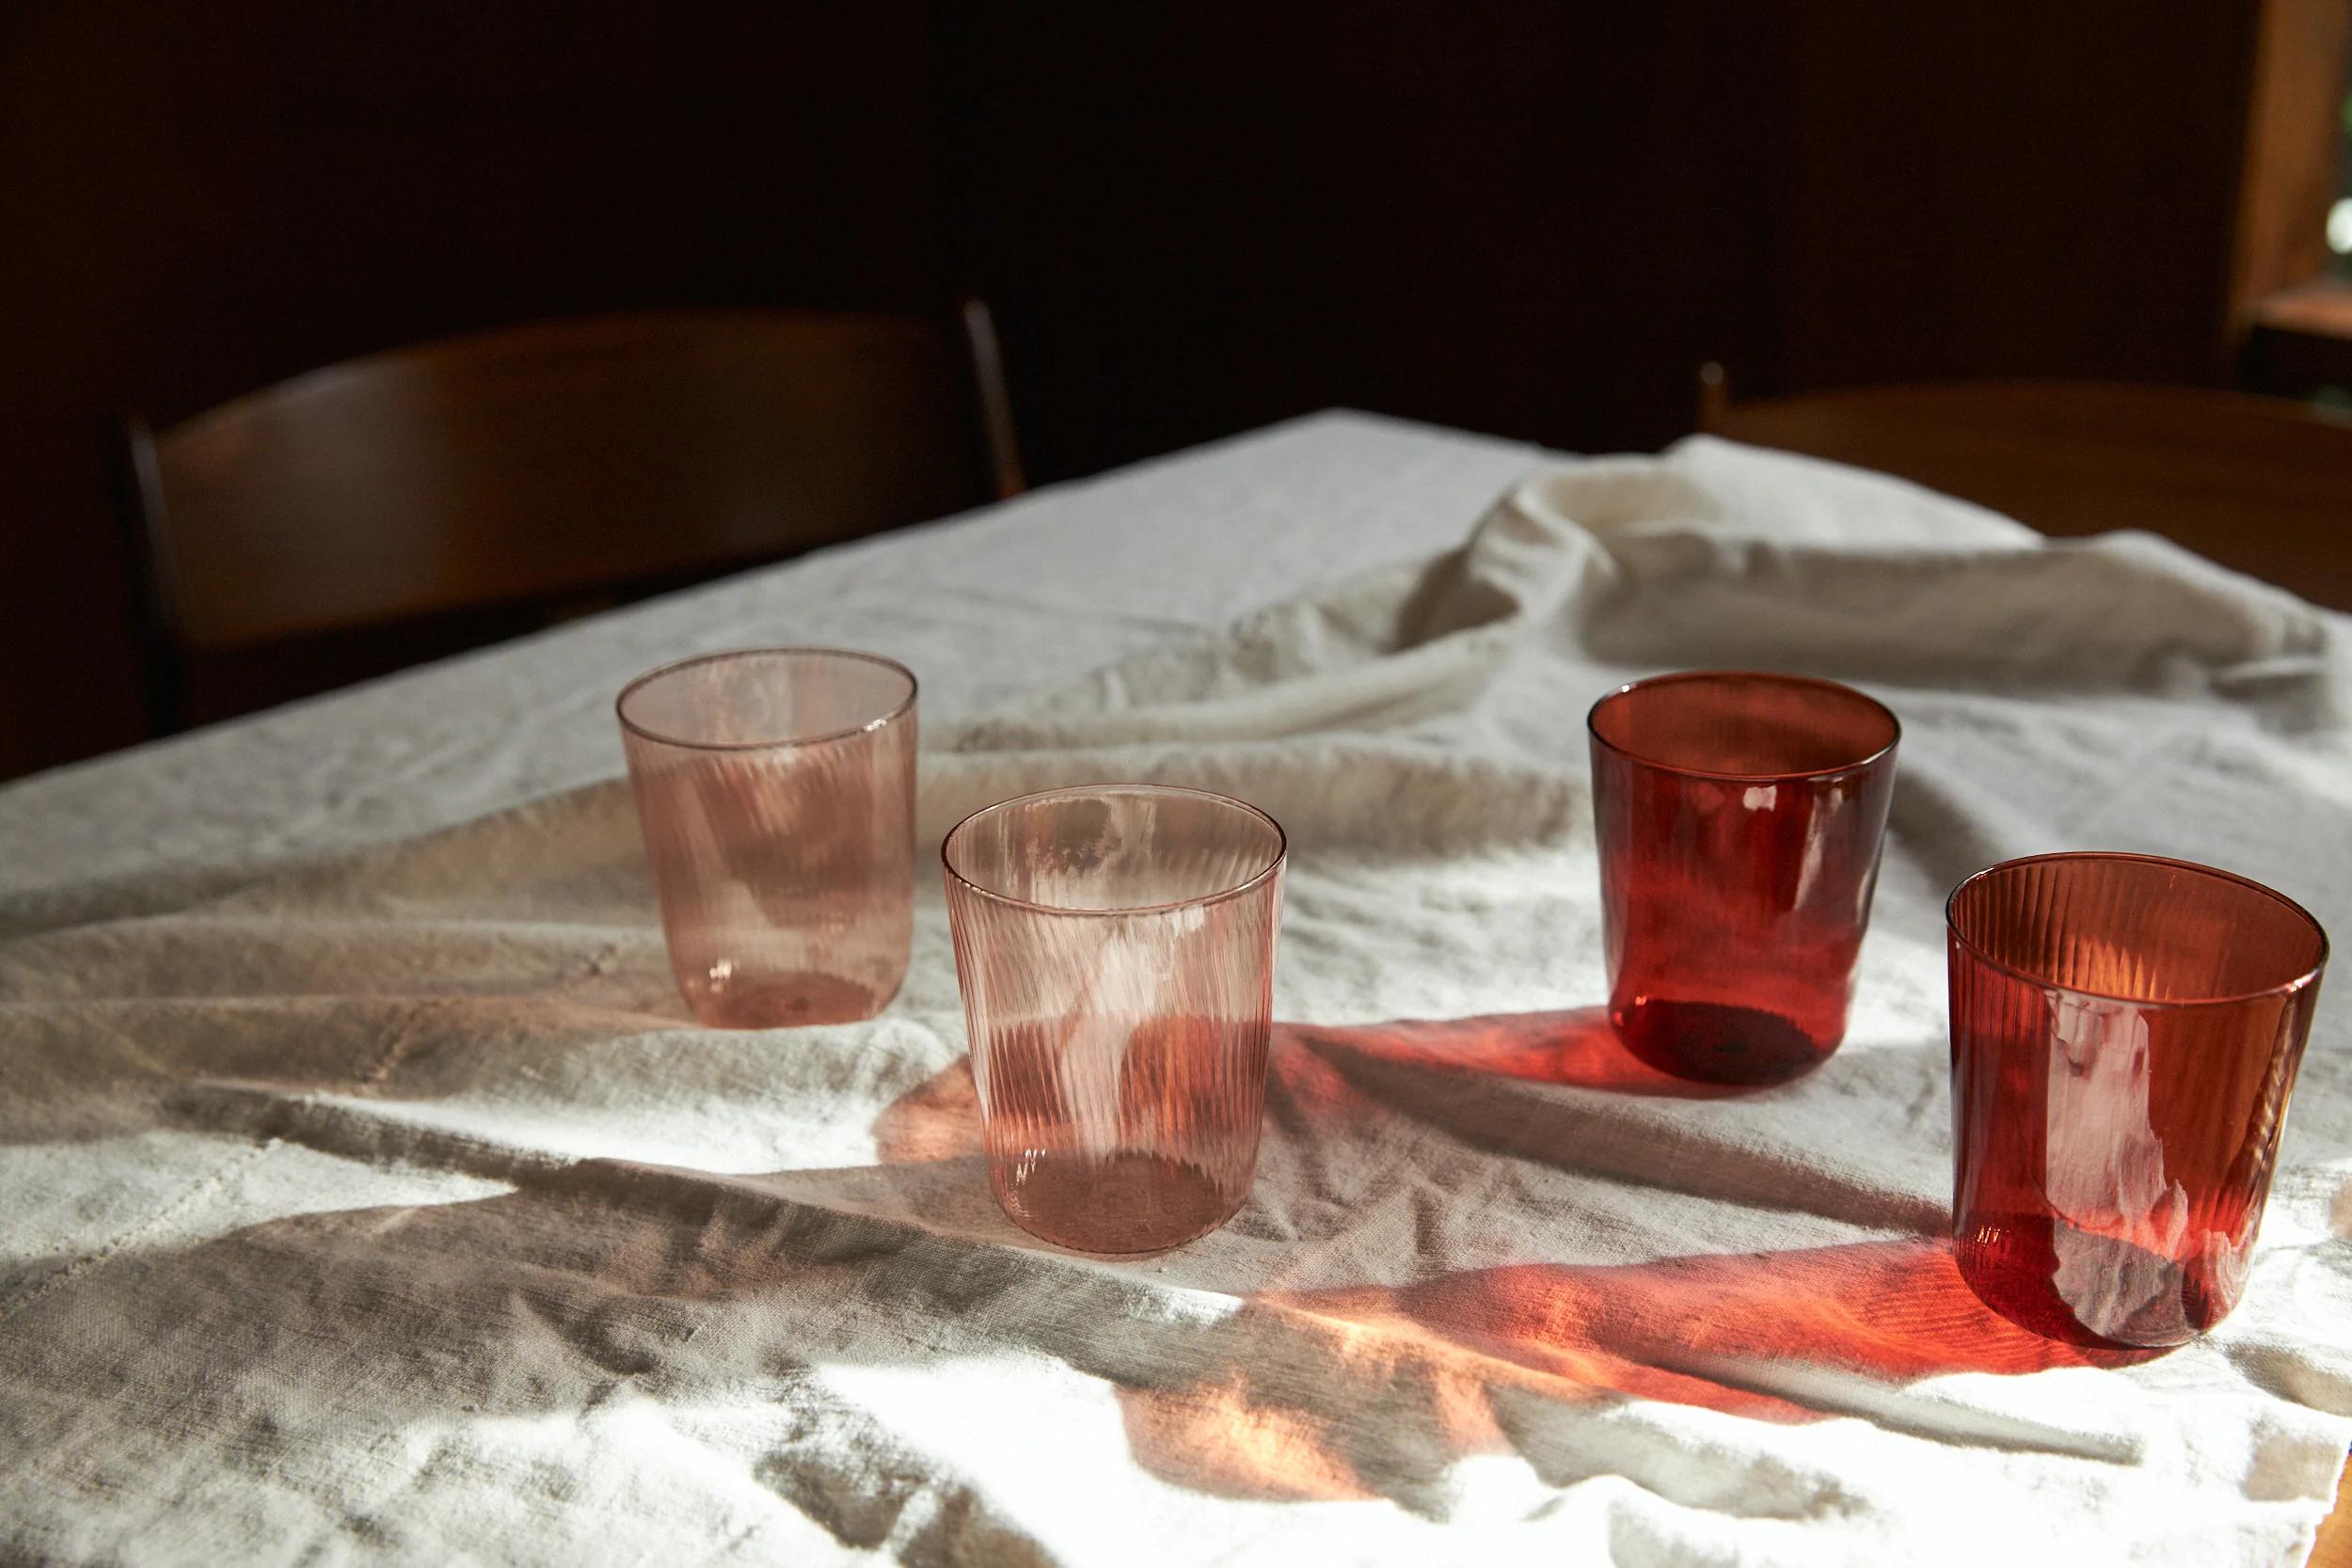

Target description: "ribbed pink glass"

left=1949, top=853, right=2328, bottom=1346
left=617, top=647, right=915, bottom=1028
left=1589, top=671, right=1900, bottom=1085
left=942, top=784, right=1286, bottom=1253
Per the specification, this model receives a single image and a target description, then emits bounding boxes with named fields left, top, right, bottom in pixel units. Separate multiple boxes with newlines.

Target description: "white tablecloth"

left=4, top=413, right=2348, bottom=1566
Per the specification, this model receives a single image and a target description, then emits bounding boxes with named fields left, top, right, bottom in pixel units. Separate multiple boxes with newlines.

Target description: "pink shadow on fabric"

left=873, top=1007, right=1727, bottom=1173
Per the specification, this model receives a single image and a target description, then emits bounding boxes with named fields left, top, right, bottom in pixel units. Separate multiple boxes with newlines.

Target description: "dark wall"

left=0, top=2, right=2265, bottom=780
left=1767, top=5, right=2257, bottom=392
left=939, top=3, right=2260, bottom=477
left=0, top=2, right=945, bottom=775
left=936, top=7, right=1790, bottom=476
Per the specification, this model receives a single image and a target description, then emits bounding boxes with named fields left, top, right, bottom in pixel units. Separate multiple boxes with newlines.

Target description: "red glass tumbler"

left=942, top=784, right=1286, bottom=1253
left=1588, top=671, right=1900, bottom=1085
left=1948, top=853, right=2328, bottom=1346
left=618, top=647, right=915, bottom=1028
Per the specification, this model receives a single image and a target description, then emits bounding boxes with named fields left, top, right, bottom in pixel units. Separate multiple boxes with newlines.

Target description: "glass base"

left=995, top=1148, right=1244, bottom=1254
left=684, top=969, right=895, bottom=1029
left=1955, top=1211, right=2231, bottom=1350
left=1611, top=996, right=1836, bottom=1086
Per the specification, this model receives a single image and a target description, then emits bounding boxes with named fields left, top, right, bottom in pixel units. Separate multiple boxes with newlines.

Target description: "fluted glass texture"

left=618, top=648, right=914, bottom=1028
left=1948, top=853, right=2327, bottom=1346
left=943, top=784, right=1286, bottom=1253
left=1589, top=672, right=1900, bottom=1085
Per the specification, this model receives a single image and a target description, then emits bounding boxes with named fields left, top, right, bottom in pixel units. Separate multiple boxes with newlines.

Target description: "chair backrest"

left=121, top=307, right=1023, bottom=665
left=1696, top=372, right=2352, bottom=611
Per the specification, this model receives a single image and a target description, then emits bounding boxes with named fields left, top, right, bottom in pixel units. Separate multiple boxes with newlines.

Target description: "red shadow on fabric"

left=1289, top=1238, right=2161, bottom=1399
left=1280, top=1006, right=1748, bottom=1099
left=1117, top=1240, right=2163, bottom=1504
left=869, top=1012, right=2167, bottom=1507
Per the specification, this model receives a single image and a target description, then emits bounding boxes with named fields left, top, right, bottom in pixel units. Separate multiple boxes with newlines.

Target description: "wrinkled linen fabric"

left=2, top=414, right=2348, bottom=1567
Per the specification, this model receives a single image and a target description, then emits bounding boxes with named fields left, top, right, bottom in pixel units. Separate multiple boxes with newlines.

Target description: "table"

left=4, top=413, right=2348, bottom=1566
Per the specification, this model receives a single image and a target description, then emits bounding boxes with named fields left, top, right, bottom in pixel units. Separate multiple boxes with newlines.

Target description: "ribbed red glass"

left=617, top=647, right=915, bottom=1028
left=1948, top=853, right=2328, bottom=1347
left=1588, top=672, right=1900, bottom=1085
left=942, top=784, right=1286, bottom=1253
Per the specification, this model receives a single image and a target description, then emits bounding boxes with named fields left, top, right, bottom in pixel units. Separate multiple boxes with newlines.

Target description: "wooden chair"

left=1696, top=369, right=2352, bottom=612
left=112, top=304, right=1025, bottom=732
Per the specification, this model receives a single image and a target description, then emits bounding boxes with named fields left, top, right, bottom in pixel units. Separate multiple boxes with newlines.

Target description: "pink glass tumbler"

left=1949, top=853, right=2328, bottom=1346
left=617, top=647, right=915, bottom=1028
left=1589, top=671, right=1900, bottom=1085
left=942, top=784, right=1286, bottom=1253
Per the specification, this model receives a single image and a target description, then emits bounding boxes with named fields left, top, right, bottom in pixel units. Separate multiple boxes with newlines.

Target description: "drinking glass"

left=617, top=647, right=915, bottom=1028
left=1588, top=671, right=1900, bottom=1085
left=1948, top=852, right=2328, bottom=1346
left=942, top=784, right=1286, bottom=1253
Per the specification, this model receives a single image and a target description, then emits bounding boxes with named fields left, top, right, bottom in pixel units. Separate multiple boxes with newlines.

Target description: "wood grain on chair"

left=1697, top=373, right=2352, bottom=612
left=116, top=307, right=1021, bottom=730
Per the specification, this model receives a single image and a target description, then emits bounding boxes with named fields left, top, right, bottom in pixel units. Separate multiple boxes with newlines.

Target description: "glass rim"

left=940, top=782, right=1288, bottom=919
left=1585, top=669, right=1901, bottom=783
left=614, top=645, right=917, bottom=752
left=1945, top=850, right=2330, bottom=1009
